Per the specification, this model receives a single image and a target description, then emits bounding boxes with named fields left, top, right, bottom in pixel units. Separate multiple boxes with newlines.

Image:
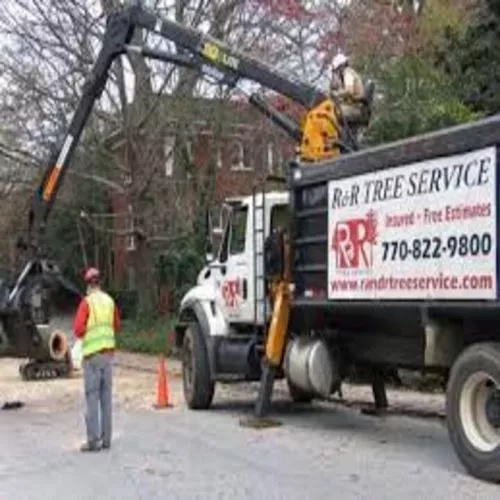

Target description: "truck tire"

left=182, top=321, right=215, bottom=410
left=287, top=379, right=313, bottom=404
left=446, top=342, right=500, bottom=482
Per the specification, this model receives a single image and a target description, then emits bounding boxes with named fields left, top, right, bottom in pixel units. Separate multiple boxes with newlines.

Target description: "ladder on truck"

left=252, top=185, right=267, bottom=335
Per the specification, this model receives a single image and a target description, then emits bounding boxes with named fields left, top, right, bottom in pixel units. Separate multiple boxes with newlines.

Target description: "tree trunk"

left=133, top=239, right=157, bottom=318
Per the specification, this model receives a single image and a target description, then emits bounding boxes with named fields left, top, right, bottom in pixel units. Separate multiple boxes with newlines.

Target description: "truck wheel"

left=287, top=379, right=313, bottom=404
left=446, top=342, right=500, bottom=482
left=182, top=321, right=215, bottom=410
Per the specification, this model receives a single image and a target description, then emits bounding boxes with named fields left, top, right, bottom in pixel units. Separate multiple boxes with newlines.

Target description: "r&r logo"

left=222, top=278, right=241, bottom=308
left=331, top=210, right=378, bottom=269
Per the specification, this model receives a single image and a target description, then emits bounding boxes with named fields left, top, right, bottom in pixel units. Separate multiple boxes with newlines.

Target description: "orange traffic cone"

left=154, top=354, right=172, bottom=409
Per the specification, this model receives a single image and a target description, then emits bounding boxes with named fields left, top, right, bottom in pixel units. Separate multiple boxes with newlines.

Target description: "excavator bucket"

left=0, top=258, right=82, bottom=380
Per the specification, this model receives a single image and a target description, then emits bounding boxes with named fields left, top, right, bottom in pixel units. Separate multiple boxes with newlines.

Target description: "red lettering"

left=222, top=279, right=241, bottom=308
left=331, top=212, right=378, bottom=269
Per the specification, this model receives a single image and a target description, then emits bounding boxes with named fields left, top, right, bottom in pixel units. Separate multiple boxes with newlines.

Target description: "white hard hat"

left=332, top=53, right=349, bottom=71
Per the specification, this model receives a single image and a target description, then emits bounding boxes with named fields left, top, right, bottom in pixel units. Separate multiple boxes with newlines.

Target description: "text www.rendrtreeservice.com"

left=330, top=273, right=494, bottom=293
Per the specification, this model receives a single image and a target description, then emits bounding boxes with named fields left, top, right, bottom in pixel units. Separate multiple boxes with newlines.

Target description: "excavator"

left=0, top=3, right=373, bottom=381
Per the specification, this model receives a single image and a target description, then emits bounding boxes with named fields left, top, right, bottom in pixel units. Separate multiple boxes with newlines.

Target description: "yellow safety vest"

left=82, top=289, right=116, bottom=358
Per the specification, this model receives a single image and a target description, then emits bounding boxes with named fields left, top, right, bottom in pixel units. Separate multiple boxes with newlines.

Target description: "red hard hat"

left=84, top=267, right=100, bottom=283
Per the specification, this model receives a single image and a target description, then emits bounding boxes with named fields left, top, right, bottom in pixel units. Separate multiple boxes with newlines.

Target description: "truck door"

left=217, top=204, right=254, bottom=323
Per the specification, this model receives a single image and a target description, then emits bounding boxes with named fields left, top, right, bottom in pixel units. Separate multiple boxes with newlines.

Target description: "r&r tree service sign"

left=327, top=146, right=498, bottom=300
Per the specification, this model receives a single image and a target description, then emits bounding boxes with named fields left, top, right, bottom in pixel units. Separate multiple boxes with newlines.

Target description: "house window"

left=267, top=142, right=274, bottom=173
left=276, top=147, right=286, bottom=174
left=185, top=140, right=194, bottom=163
left=216, top=146, right=223, bottom=169
left=230, top=140, right=252, bottom=171
left=123, top=173, right=132, bottom=186
left=164, top=136, right=175, bottom=177
left=179, top=139, right=194, bottom=179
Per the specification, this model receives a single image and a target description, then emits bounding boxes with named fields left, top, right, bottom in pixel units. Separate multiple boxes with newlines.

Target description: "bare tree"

left=0, top=0, right=345, bottom=314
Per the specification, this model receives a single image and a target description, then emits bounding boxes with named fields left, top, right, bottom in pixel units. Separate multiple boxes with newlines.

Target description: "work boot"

left=99, top=434, right=111, bottom=450
left=80, top=441, right=100, bottom=452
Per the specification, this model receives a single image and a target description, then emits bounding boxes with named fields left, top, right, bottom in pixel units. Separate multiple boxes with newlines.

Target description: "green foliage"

left=42, top=147, right=111, bottom=278
left=44, top=208, right=81, bottom=276
left=117, top=317, right=176, bottom=355
left=155, top=236, right=205, bottom=311
left=153, top=202, right=209, bottom=313
left=364, top=55, right=480, bottom=145
left=418, top=0, right=472, bottom=55
left=435, top=1, right=500, bottom=115
left=108, top=289, right=138, bottom=320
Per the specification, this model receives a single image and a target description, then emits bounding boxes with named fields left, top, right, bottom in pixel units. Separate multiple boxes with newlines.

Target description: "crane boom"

left=130, top=7, right=327, bottom=108
left=0, top=3, right=372, bottom=381
left=28, top=3, right=353, bottom=253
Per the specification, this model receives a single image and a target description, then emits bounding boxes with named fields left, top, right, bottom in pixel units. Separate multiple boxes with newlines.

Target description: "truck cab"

left=175, top=190, right=289, bottom=402
left=181, top=190, right=289, bottom=330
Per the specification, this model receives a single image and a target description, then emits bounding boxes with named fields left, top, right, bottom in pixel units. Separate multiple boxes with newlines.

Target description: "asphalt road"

left=1, top=361, right=500, bottom=499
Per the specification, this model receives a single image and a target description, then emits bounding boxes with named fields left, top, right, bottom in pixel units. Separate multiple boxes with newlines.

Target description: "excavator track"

left=19, top=360, right=71, bottom=381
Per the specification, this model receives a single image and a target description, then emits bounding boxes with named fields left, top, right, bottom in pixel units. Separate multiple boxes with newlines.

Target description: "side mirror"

left=205, top=227, right=223, bottom=263
left=204, top=209, right=214, bottom=261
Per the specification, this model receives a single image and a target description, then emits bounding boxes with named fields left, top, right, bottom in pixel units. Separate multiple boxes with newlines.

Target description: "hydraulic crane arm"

left=128, top=7, right=327, bottom=108
left=28, top=7, right=202, bottom=252
left=0, top=3, right=359, bottom=382
left=0, top=3, right=372, bottom=382
left=28, top=3, right=354, bottom=253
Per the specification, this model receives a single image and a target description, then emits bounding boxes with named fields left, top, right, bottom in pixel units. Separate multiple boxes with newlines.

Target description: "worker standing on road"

left=73, top=267, right=120, bottom=452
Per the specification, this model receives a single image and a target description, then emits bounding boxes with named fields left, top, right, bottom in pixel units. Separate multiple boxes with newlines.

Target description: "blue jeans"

left=83, top=352, right=113, bottom=446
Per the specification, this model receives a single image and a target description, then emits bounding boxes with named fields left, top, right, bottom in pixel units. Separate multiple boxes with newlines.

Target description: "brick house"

left=108, top=94, right=298, bottom=290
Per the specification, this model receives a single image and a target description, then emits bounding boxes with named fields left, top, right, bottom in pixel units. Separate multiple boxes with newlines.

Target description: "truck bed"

left=288, top=114, right=500, bottom=367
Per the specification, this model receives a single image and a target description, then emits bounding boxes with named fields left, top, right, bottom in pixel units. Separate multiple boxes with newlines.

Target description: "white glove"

left=70, top=339, right=83, bottom=371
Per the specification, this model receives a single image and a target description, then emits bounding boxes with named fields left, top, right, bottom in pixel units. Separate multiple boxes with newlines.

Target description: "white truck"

left=175, top=115, right=500, bottom=483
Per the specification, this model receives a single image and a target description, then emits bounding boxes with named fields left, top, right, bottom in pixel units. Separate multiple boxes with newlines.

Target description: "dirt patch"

left=0, top=359, right=77, bottom=413
left=113, top=352, right=447, bottom=417
left=0, top=352, right=447, bottom=419
left=114, top=351, right=182, bottom=378
left=0, top=354, right=184, bottom=413
left=113, top=365, right=183, bottom=410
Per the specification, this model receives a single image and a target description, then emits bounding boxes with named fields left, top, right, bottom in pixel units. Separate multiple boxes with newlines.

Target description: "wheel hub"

left=460, top=371, right=500, bottom=453
left=485, top=388, right=500, bottom=428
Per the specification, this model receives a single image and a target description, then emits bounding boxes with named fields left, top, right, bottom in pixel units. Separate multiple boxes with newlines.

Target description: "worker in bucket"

left=72, top=266, right=121, bottom=452
left=330, top=52, right=365, bottom=106
left=330, top=51, right=373, bottom=145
